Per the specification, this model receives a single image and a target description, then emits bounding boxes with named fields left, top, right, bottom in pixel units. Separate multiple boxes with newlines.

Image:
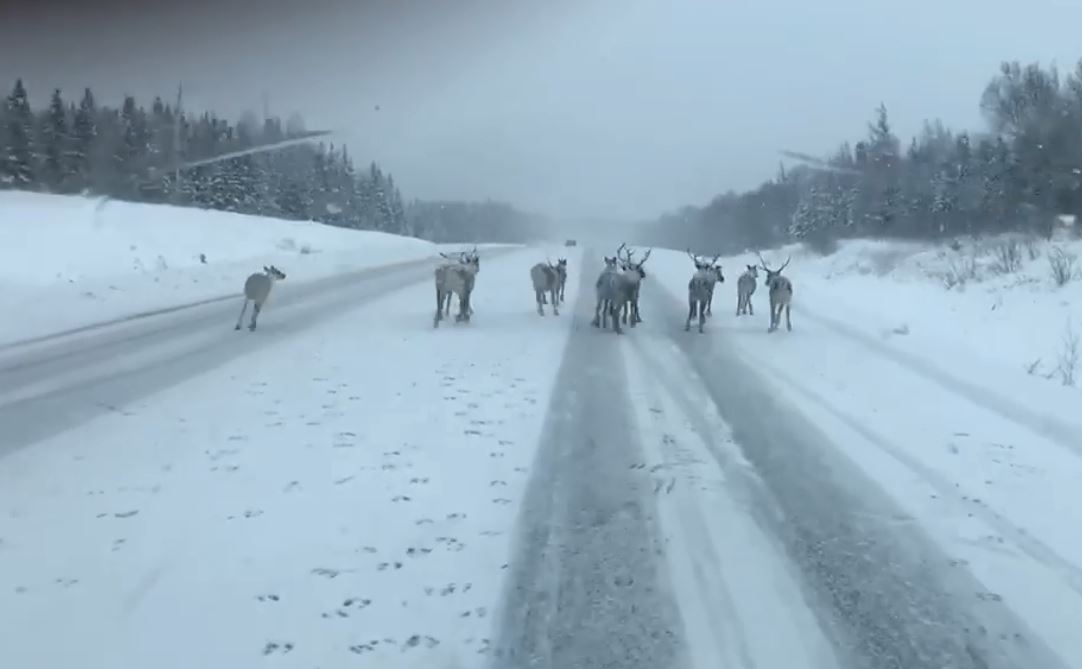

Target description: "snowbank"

left=0, top=191, right=462, bottom=346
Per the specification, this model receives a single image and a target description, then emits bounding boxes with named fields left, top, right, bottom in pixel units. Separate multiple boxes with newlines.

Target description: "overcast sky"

left=4, top=0, right=1082, bottom=222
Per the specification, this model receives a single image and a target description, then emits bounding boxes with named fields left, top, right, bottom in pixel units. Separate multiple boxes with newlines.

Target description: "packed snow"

left=642, top=236, right=1082, bottom=664
left=3, top=190, right=1082, bottom=667
left=0, top=191, right=514, bottom=347
left=0, top=236, right=585, bottom=668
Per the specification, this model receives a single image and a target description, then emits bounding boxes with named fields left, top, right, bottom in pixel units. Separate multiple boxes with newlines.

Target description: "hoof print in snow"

left=498, top=439, right=514, bottom=446
left=111, top=538, right=126, bottom=551
left=54, top=578, right=79, bottom=588
left=480, top=530, right=503, bottom=537
left=283, top=481, right=301, bottom=492
left=403, top=634, right=440, bottom=650
left=384, top=450, right=401, bottom=457
left=977, top=592, right=1004, bottom=603
left=343, top=597, right=372, bottom=609
left=312, top=567, right=352, bottom=579
left=392, top=495, right=411, bottom=502
left=415, top=518, right=434, bottom=525
left=376, top=561, right=403, bottom=571
left=409, top=477, right=430, bottom=485
left=406, top=546, right=433, bottom=557
left=446, top=512, right=466, bottom=521
left=305, top=420, right=321, bottom=426
left=649, top=407, right=663, bottom=414
left=949, top=558, right=970, bottom=567
left=243, top=509, right=264, bottom=519
left=464, top=429, right=482, bottom=436
left=349, top=643, right=378, bottom=654
left=334, top=476, right=355, bottom=485
left=490, top=480, right=506, bottom=487
left=613, top=574, right=634, bottom=587
left=629, top=463, right=646, bottom=470
left=492, top=498, right=512, bottom=505
left=256, top=594, right=280, bottom=602
left=114, top=510, right=139, bottom=519
left=262, top=641, right=294, bottom=655
left=489, top=451, right=505, bottom=458
left=227, top=434, right=248, bottom=442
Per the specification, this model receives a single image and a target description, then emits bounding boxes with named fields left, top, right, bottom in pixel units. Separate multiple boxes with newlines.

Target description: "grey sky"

left=4, top=0, right=1082, bottom=221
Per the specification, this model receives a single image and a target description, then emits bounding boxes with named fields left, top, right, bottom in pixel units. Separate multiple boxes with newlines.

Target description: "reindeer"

left=758, top=253, right=792, bottom=332
left=736, top=264, right=759, bottom=316
left=530, top=260, right=561, bottom=316
left=234, top=265, right=287, bottom=331
left=685, top=249, right=724, bottom=318
left=434, top=247, right=480, bottom=328
left=436, top=251, right=471, bottom=318
left=616, top=243, right=651, bottom=326
left=591, top=254, right=624, bottom=333
left=684, top=253, right=717, bottom=334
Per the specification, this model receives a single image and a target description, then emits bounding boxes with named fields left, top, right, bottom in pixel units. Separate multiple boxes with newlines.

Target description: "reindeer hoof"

left=234, top=324, right=241, bottom=331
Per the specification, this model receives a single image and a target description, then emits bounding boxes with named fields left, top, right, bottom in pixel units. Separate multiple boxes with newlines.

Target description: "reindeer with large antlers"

left=684, top=250, right=721, bottom=333
left=616, top=243, right=651, bottom=326
left=758, top=252, right=792, bottom=332
left=686, top=249, right=724, bottom=317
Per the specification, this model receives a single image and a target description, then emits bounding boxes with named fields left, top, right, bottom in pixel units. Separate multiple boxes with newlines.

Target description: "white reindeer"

left=434, top=247, right=480, bottom=328
left=684, top=254, right=717, bottom=334
left=616, top=243, right=651, bottom=326
left=234, top=265, right=287, bottom=331
left=436, top=251, right=473, bottom=318
left=685, top=249, right=724, bottom=318
left=758, top=253, right=793, bottom=332
left=591, top=254, right=624, bottom=333
left=736, top=264, right=758, bottom=316
left=530, top=260, right=561, bottom=316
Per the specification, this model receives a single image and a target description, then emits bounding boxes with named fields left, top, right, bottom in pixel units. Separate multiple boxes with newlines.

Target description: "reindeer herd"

left=231, top=244, right=794, bottom=335
left=428, top=242, right=794, bottom=334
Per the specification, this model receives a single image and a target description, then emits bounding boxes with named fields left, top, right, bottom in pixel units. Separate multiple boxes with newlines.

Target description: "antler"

left=686, top=248, right=701, bottom=265
left=639, top=248, right=652, bottom=264
left=777, top=255, right=791, bottom=272
left=708, top=253, right=720, bottom=266
left=756, top=251, right=771, bottom=270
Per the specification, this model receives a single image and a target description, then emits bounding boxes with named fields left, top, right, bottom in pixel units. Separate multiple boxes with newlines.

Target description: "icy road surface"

left=0, top=246, right=1077, bottom=669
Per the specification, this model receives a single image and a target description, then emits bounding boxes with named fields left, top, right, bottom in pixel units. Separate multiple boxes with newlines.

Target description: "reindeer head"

left=686, top=249, right=708, bottom=271
left=263, top=265, right=287, bottom=280
left=757, top=253, right=791, bottom=288
left=463, top=246, right=480, bottom=272
left=603, top=256, right=619, bottom=270
left=557, top=258, right=567, bottom=270
left=744, top=265, right=759, bottom=279
left=710, top=261, right=723, bottom=283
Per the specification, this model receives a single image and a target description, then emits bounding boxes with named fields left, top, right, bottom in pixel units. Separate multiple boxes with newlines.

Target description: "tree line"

left=640, top=60, right=1082, bottom=255
left=0, top=79, right=547, bottom=242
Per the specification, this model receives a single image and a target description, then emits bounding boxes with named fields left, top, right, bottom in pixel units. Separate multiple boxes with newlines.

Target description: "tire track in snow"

left=796, top=307, right=1082, bottom=460
left=639, top=281, right=1071, bottom=669
left=749, top=351, right=1082, bottom=598
left=489, top=249, right=687, bottom=669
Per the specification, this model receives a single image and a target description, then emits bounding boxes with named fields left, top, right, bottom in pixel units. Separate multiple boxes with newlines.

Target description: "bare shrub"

left=1023, top=235, right=1042, bottom=261
left=1056, top=321, right=1079, bottom=387
left=1048, top=246, right=1078, bottom=287
left=990, top=239, right=1022, bottom=274
left=941, top=253, right=979, bottom=290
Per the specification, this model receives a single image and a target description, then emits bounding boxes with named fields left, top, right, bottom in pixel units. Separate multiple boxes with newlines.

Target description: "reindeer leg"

left=748, top=296, right=754, bottom=316
left=249, top=302, right=261, bottom=331
left=612, top=302, right=623, bottom=334
left=786, top=303, right=792, bottom=331
left=551, top=288, right=559, bottom=316
left=592, top=299, right=601, bottom=327
left=698, top=300, right=706, bottom=333
left=235, top=299, right=249, bottom=330
left=686, top=298, right=695, bottom=331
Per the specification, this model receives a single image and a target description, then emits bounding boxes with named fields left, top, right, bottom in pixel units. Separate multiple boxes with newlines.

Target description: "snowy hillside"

left=0, top=192, right=465, bottom=346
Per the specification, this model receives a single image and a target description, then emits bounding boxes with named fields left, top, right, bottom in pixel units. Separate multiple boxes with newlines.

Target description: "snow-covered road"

left=0, top=244, right=1078, bottom=669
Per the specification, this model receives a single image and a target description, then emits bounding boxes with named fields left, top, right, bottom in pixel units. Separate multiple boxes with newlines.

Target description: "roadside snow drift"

left=0, top=191, right=447, bottom=345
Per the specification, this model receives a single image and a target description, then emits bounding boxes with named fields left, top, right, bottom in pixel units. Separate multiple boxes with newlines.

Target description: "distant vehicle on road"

left=565, top=239, right=577, bottom=247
